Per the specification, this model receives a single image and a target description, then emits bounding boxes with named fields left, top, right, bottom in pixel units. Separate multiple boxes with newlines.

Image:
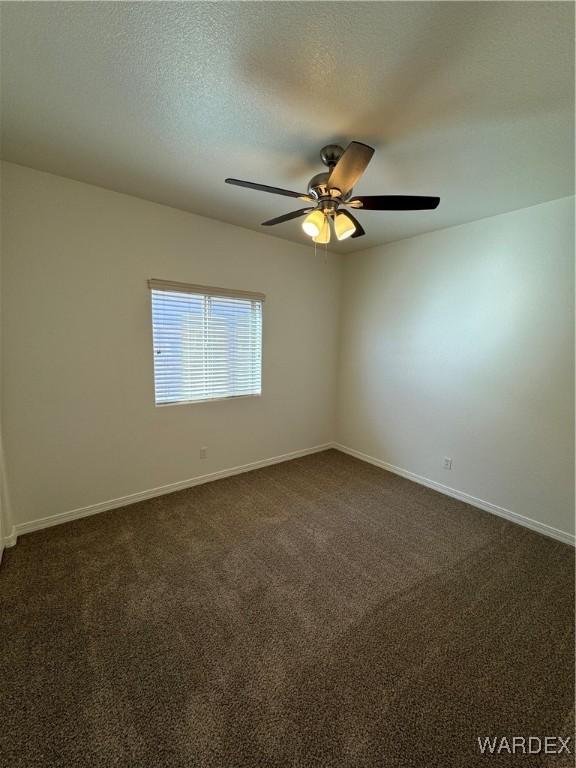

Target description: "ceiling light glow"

left=302, top=210, right=325, bottom=238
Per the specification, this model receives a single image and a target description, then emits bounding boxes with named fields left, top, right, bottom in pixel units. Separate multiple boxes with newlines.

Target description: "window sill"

left=155, top=393, right=262, bottom=408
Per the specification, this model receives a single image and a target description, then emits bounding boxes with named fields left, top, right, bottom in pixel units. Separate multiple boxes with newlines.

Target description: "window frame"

left=148, top=279, right=265, bottom=408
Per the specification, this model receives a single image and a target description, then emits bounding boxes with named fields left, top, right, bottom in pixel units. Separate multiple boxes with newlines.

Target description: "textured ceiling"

left=1, top=2, right=574, bottom=253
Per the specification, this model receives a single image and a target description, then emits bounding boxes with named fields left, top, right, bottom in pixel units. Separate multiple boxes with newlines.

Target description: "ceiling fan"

left=225, top=141, right=440, bottom=243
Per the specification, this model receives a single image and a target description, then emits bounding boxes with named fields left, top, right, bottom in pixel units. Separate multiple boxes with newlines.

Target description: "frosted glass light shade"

left=334, top=211, right=356, bottom=240
left=302, top=210, right=325, bottom=237
left=313, top=217, right=331, bottom=244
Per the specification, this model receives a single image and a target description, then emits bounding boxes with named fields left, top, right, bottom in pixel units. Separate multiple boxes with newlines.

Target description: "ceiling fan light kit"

left=225, top=141, right=440, bottom=244
left=313, top=217, right=331, bottom=245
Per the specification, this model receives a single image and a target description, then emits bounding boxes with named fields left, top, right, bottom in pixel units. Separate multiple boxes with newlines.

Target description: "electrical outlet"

left=443, top=457, right=452, bottom=470
left=200, top=446, right=208, bottom=459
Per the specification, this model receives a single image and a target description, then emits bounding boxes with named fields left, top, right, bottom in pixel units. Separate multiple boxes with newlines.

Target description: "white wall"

left=0, top=437, right=13, bottom=556
left=337, top=197, right=575, bottom=539
left=0, top=160, right=3, bottom=558
left=1, top=162, right=341, bottom=528
left=0, top=160, right=15, bottom=557
left=2, top=163, right=573, bottom=543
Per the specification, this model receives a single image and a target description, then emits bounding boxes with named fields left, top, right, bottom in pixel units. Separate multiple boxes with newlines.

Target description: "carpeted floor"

left=1, top=449, right=574, bottom=768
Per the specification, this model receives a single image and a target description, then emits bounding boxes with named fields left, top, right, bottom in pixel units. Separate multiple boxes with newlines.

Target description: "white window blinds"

left=148, top=280, right=264, bottom=405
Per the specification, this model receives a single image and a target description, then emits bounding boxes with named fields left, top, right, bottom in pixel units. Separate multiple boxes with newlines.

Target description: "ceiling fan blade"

left=261, top=208, right=314, bottom=226
left=327, top=142, right=375, bottom=197
left=226, top=178, right=312, bottom=201
left=345, top=211, right=365, bottom=239
left=348, top=195, right=440, bottom=210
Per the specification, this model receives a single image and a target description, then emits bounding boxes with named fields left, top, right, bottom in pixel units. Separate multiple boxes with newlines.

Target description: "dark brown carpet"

left=1, top=449, right=574, bottom=768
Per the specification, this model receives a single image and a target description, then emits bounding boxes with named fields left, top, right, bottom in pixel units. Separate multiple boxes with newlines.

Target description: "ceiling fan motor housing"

left=308, top=171, right=352, bottom=207
left=307, top=172, right=330, bottom=199
left=308, top=145, right=355, bottom=204
left=307, top=171, right=351, bottom=207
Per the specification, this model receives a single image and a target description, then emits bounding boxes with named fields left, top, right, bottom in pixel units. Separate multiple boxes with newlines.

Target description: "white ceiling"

left=1, top=2, right=574, bottom=254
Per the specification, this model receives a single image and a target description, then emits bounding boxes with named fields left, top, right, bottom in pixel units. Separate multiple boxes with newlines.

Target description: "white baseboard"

left=12, top=444, right=334, bottom=540
left=0, top=525, right=17, bottom=563
left=8, top=442, right=574, bottom=549
left=333, top=443, right=575, bottom=547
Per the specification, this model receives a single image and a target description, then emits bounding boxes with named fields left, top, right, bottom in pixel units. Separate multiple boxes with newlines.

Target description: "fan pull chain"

left=313, top=239, right=329, bottom=263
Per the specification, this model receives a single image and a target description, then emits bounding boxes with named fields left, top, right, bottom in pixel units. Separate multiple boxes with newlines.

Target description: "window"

left=148, top=279, right=264, bottom=405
